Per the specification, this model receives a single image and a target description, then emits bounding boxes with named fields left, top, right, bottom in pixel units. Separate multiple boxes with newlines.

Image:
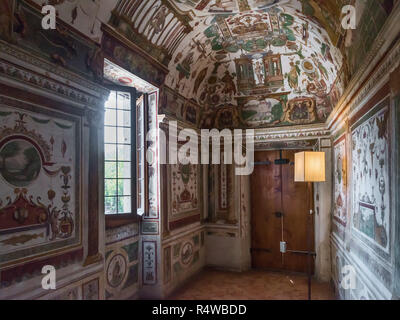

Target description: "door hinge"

left=275, top=212, right=283, bottom=218
left=250, top=248, right=272, bottom=253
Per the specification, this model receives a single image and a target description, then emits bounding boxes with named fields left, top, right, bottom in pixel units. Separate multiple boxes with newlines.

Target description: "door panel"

left=281, top=150, right=314, bottom=273
left=251, top=150, right=315, bottom=273
left=251, top=151, right=282, bottom=270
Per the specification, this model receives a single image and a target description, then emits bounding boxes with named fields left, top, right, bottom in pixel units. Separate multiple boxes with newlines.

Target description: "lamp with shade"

left=294, top=151, right=326, bottom=300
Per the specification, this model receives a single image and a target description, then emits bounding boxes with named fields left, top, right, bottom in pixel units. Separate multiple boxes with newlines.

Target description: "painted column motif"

left=84, top=108, right=103, bottom=266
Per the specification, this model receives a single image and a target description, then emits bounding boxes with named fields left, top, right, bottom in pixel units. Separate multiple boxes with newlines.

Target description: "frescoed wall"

left=31, top=0, right=118, bottom=44
left=299, top=0, right=394, bottom=81
left=139, top=90, right=161, bottom=298
left=393, top=67, right=400, bottom=299
left=0, top=40, right=108, bottom=300
left=41, top=273, right=104, bottom=300
left=0, top=104, right=80, bottom=267
left=8, top=0, right=105, bottom=83
left=160, top=122, right=203, bottom=232
left=105, top=224, right=140, bottom=300
left=330, top=33, right=400, bottom=299
left=162, top=228, right=205, bottom=296
left=169, top=164, right=200, bottom=222
left=160, top=86, right=200, bottom=126
left=157, top=120, right=206, bottom=298
left=0, top=0, right=109, bottom=300
left=205, top=166, right=251, bottom=272
left=340, top=0, right=394, bottom=80
left=0, top=0, right=399, bottom=301
left=207, top=156, right=237, bottom=227
left=351, top=101, right=390, bottom=251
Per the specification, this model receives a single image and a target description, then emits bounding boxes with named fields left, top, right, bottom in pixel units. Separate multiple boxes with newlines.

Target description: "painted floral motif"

left=171, top=164, right=198, bottom=215
left=143, top=241, right=157, bottom=285
left=351, top=103, right=390, bottom=250
left=0, top=104, right=79, bottom=264
left=333, top=136, right=347, bottom=225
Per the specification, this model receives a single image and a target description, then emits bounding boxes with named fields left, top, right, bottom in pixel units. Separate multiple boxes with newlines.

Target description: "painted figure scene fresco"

left=19, top=0, right=392, bottom=130
left=165, top=0, right=346, bottom=128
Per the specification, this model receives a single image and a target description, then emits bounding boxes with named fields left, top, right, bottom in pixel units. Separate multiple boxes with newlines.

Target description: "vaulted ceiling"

left=33, top=0, right=387, bottom=129
left=164, top=0, right=345, bottom=128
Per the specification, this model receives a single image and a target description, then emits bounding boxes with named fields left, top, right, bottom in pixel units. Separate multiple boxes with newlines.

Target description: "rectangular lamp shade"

left=295, top=152, right=326, bottom=182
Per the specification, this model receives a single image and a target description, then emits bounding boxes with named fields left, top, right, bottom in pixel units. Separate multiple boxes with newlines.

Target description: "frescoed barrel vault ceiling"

left=31, top=0, right=394, bottom=129
left=164, top=0, right=345, bottom=128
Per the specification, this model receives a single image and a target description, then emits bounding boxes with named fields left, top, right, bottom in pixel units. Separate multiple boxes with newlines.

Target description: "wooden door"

left=250, top=150, right=315, bottom=274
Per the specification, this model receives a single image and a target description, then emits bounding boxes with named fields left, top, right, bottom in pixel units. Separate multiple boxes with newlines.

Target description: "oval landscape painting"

left=0, top=139, right=41, bottom=187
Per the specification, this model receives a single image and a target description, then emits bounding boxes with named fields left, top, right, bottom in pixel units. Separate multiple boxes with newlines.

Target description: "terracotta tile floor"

left=169, top=268, right=336, bottom=300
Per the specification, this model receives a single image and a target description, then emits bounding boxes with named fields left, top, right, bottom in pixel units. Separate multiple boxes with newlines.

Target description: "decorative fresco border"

left=143, top=90, right=161, bottom=220
left=142, top=240, right=157, bottom=286
left=141, top=221, right=160, bottom=235
left=169, top=214, right=201, bottom=231
left=331, top=234, right=392, bottom=299
left=0, top=247, right=84, bottom=288
left=349, top=84, right=391, bottom=127
left=101, top=27, right=167, bottom=89
left=254, top=138, right=319, bottom=150
left=0, top=41, right=108, bottom=99
left=105, top=223, right=140, bottom=245
left=0, top=59, right=103, bottom=107
left=333, top=134, right=346, bottom=148
left=332, top=133, right=347, bottom=227
left=167, top=164, right=201, bottom=224
left=6, top=1, right=106, bottom=86
left=254, top=126, right=331, bottom=141
left=329, top=34, right=400, bottom=131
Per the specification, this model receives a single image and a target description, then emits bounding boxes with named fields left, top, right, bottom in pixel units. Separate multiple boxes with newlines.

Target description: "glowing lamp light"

left=294, top=151, right=326, bottom=183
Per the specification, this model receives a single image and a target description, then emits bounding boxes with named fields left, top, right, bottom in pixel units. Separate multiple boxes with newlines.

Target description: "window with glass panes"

left=104, top=91, right=134, bottom=215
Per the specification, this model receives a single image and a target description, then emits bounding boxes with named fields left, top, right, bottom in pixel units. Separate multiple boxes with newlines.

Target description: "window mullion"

left=116, top=92, right=119, bottom=214
left=131, top=88, right=137, bottom=216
